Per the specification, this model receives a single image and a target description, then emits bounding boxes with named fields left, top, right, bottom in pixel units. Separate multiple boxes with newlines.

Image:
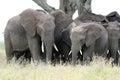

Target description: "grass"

left=0, top=42, right=120, bottom=80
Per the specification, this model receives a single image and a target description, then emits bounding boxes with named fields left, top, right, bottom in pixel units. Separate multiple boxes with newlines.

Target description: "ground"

left=0, top=42, right=120, bottom=80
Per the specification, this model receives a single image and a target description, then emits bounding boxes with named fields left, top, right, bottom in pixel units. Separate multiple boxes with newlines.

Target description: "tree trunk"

left=77, top=0, right=92, bottom=17
left=59, top=0, right=77, bottom=17
left=33, top=0, right=92, bottom=17
left=33, top=0, right=55, bottom=12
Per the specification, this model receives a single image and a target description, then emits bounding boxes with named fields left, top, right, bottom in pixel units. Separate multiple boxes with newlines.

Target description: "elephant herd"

left=4, top=8, right=120, bottom=66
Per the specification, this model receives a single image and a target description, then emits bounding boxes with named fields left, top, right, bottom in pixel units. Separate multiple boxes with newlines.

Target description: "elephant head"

left=50, top=10, right=73, bottom=39
left=50, top=10, right=73, bottom=63
left=104, top=21, right=120, bottom=65
left=19, top=9, right=55, bottom=64
left=70, top=22, right=104, bottom=65
left=71, top=22, right=101, bottom=49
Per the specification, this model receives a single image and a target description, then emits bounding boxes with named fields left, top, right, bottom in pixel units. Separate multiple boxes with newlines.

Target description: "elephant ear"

left=20, top=9, right=38, bottom=37
left=85, top=24, right=101, bottom=47
left=61, top=22, right=76, bottom=47
left=62, top=29, right=71, bottom=47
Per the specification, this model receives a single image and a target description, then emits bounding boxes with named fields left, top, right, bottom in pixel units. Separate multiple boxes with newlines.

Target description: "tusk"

left=107, top=50, right=109, bottom=54
left=54, top=44, right=58, bottom=51
left=42, top=42, right=44, bottom=53
left=69, top=50, right=72, bottom=55
left=118, top=50, right=120, bottom=55
left=80, top=50, right=82, bottom=55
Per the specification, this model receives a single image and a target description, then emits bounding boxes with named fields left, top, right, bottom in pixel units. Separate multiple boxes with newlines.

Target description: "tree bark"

left=32, top=0, right=92, bottom=17
left=33, top=0, right=55, bottom=12
left=59, top=0, right=77, bottom=17
left=77, top=0, right=92, bottom=17
left=84, top=0, right=92, bottom=12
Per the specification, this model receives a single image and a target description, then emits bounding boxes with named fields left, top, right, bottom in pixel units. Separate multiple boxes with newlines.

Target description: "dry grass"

left=0, top=42, right=120, bottom=80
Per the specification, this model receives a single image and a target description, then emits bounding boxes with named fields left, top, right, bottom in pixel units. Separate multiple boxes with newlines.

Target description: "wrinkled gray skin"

left=70, top=22, right=108, bottom=65
left=4, top=15, right=31, bottom=63
left=50, top=10, right=73, bottom=63
left=61, top=12, right=106, bottom=63
left=104, top=21, right=120, bottom=65
left=4, top=9, right=55, bottom=64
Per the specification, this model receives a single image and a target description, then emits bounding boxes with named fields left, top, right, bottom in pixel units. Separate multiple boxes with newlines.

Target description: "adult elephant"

left=70, top=22, right=108, bottom=65
left=75, top=10, right=105, bottom=23
left=4, top=8, right=55, bottom=64
left=4, top=15, right=31, bottom=63
left=106, top=11, right=120, bottom=22
left=50, top=10, right=73, bottom=63
left=103, top=21, right=120, bottom=65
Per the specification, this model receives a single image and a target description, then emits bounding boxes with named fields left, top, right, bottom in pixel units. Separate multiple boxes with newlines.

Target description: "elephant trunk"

left=109, top=38, right=119, bottom=64
left=109, top=38, right=118, bottom=55
left=71, top=44, right=81, bottom=65
left=44, top=41, right=54, bottom=64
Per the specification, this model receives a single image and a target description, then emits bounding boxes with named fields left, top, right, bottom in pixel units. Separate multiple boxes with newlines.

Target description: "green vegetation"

left=0, top=42, right=120, bottom=80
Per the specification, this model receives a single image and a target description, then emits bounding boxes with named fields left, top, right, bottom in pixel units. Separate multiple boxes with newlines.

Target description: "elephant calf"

left=70, top=22, right=108, bottom=65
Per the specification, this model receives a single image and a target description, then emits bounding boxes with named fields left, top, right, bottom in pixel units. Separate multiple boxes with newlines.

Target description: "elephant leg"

left=55, top=41, right=66, bottom=64
left=96, top=41, right=108, bottom=59
left=24, top=49, right=31, bottom=63
left=110, top=50, right=118, bottom=65
left=78, top=52, right=83, bottom=62
left=102, top=44, right=108, bottom=59
left=52, top=41, right=62, bottom=64
left=4, top=34, right=14, bottom=63
left=116, top=52, right=119, bottom=65
left=61, top=42, right=71, bottom=63
left=52, top=47, right=60, bottom=64
left=27, top=36, right=41, bottom=65
left=114, top=52, right=119, bottom=65
left=83, top=45, right=94, bottom=63
left=14, top=51, right=23, bottom=61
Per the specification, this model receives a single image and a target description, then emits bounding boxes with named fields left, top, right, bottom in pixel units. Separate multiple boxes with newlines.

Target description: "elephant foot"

left=46, top=61, right=52, bottom=65
left=34, top=60, right=40, bottom=66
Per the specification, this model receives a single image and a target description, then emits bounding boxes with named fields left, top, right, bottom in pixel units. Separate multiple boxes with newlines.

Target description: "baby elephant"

left=70, top=22, right=108, bottom=65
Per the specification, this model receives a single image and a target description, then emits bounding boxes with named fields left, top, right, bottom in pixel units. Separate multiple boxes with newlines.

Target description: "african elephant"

left=103, top=21, right=120, bottom=65
left=4, top=15, right=32, bottom=63
left=70, top=22, right=108, bottom=65
left=106, top=11, right=120, bottom=22
left=75, top=10, right=105, bottom=23
left=4, top=8, right=55, bottom=64
left=50, top=10, right=73, bottom=63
